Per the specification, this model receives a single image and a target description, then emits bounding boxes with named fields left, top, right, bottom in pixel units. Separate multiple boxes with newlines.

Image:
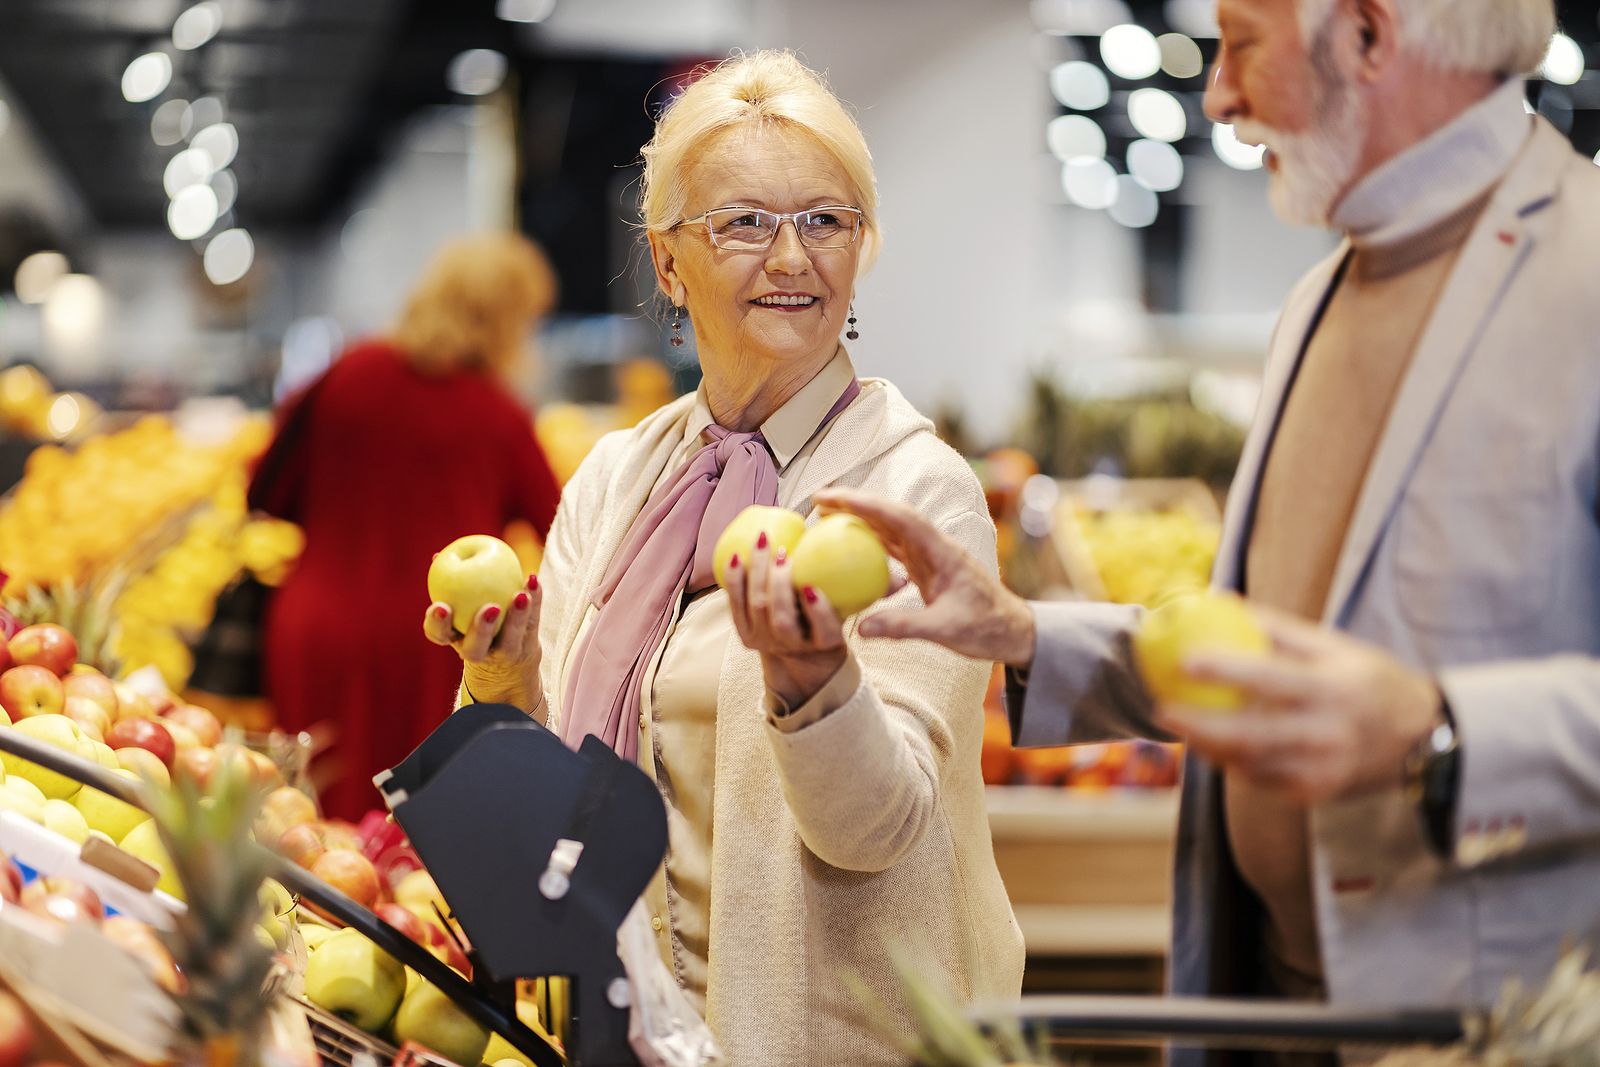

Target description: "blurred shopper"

left=252, top=233, right=561, bottom=821
left=821, top=0, right=1600, bottom=1057
left=425, top=52, right=1022, bottom=1065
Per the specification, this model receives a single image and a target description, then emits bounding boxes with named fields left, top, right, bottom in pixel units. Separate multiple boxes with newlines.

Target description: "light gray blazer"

left=1011, top=119, right=1600, bottom=1050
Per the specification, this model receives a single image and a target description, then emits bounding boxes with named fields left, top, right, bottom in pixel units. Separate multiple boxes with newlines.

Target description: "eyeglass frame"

left=674, top=204, right=865, bottom=250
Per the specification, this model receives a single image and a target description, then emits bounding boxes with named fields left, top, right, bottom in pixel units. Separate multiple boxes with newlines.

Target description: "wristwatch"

left=1404, top=689, right=1460, bottom=858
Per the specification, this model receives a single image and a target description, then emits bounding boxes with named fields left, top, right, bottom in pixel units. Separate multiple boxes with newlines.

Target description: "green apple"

left=1, top=715, right=86, bottom=799
left=303, top=928, right=406, bottom=1034
left=119, top=819, right=183, bottom=901
left=41, top=798, right=88, bottom=844
left=392, top=979, right=489, bottom=1067
left=788, top=514, right=891, bottom=618
left=300, top=923, right=336, bottom=952
left=712, top=505, right=806, bottom=589
left=427, top=535, right=524, bottom=638
left=74, top=771, right=151, bottom=843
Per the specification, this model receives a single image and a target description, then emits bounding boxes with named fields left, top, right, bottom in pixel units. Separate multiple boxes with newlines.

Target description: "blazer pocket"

left=1393, top=472, right=1555, bottom=636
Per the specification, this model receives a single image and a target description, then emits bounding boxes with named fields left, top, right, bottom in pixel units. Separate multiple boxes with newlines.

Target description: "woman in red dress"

left=250, top=233, right=561, bottom=820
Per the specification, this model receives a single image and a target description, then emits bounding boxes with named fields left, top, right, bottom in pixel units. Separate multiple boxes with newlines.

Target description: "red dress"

left=248, top=340, right=560, bottom=820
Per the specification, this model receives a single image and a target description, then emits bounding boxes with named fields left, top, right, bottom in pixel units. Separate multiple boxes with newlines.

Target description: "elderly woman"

left=425, top=51, right=1022, bottom=1064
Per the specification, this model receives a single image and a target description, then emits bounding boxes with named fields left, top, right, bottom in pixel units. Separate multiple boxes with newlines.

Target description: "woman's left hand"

left=724, top=532, right=848, bottom=710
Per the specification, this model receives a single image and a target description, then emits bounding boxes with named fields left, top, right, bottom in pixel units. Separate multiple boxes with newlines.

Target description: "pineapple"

left=149, top=747, right=278, bottom=1067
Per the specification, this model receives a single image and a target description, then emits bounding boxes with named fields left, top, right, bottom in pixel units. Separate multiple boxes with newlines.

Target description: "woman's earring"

left=670, top=303, right=685, bottom=348
left=846, top=303, right=859, bottom=341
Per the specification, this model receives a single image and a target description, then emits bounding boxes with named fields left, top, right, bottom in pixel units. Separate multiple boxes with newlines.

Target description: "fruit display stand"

left=1047, top=477, right=1221, bottom=608
left=0, top=725, right=563, bottom=1067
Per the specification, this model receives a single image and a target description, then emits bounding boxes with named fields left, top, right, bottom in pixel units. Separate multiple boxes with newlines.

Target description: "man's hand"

left=812, top=488, right=1036, bottom=667
left=1157, top=607, right=1444, bottom=803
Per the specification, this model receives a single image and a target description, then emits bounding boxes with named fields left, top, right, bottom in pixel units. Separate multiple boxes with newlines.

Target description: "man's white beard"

left=1234, top=59, right=1367, bottom=227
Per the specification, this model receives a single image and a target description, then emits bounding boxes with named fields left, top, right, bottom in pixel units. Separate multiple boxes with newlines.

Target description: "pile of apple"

left=0, top=622, right=290, bottom=899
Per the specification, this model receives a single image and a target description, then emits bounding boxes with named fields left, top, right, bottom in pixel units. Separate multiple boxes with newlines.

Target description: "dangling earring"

left=845, top=303, right=859, bottom=341
left=670, top=302, right=685, bottom=348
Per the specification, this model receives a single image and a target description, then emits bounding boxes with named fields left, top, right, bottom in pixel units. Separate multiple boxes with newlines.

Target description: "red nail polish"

left=483, top=605, right=502, bottom=623
left=527, top=573, right=539, bottom=591
left=432, top=605, right=448, bottom=619
left=513, top=592, right=530, bottom=610
left=775, top=548, right=787, bottom=565
left=729, top=554, right=740, bottom=569
left=756, top=531, right=769, bottom=550
left=803, top=586, right=818, bottom=604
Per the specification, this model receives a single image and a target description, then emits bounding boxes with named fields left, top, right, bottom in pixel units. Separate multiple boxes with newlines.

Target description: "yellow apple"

left=483, top=1032, right=536, bottom=1067
left=75, top=771, right=151, bottom=843
left=427, top=535, right=524, bottom=638
left=1132, top=592, right=1270, bottom=712
left=788, top=514, right=891, bottom=618
left=0, top=780, right=45, bottom=823
left=394, top=870, right=445, bottom=911
left=303, top=928, right=406, bottom=1033
left=712, top=505, right=806, bottom=589
left=119, top=818, right=183, bottom=900
left=2, top=715, right=86, bottom=799
left=392, top=979, right=490, bottom=1066
left=301, top=923, right=336, bottom=952
left=114, top=747, right=170, bottom=789
left=41, top=799, right=88, bottom=844
left=82, top=740, right=121, bottom=771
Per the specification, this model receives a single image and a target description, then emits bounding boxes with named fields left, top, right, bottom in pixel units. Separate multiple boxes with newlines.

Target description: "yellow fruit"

left=1131, top=592, right=1269, bottom=712
left=712, top=505, right=806, bottom=589
left=787, top=514, right=891, bottom=618
left=2, top=716, right=86, bottom=800
left=427, top=535, right=524, bottom=637
left=120, top=819, right=184, bottom=900
left=42, top=798, right=89, bottom=843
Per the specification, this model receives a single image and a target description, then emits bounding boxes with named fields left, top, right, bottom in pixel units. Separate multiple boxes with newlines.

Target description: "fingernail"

left=757, top=531, right=769, bottom=550
left=432, top=605, right=449, bottom=619
left=527, top=574, right=539, bottom=591
left=775, top=548, right=787, bottom=565
left=729, top=554, right=740, bottom=569
left=803, top=586, right=818, bottom=604
left=513, top=592, right=530, bottom=610
left=484, top=605, right=502, bottom=623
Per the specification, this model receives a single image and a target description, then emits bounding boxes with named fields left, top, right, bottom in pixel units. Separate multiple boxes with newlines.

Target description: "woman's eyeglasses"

left=676, top=205, right=864, bottom=251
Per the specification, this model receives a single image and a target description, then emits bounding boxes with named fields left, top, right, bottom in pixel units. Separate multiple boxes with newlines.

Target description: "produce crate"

left=1049, top=477, right=1221, bottom=607
left=299, top=997, right=400, bottom=1067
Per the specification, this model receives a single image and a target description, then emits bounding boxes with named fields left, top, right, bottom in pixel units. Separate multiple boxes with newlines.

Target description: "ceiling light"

left=1062, top=158, right=1118, bottom=209
left=1128, top=88, right=1187, bottom=143
left=1127, top=139, right=1184, bottom=192
left=151, top=99, right=189, bottom=145
left=1212, top=123, right=1264, bottom=169
left=172, top=2, right=223, bottom=50
left=122, top=52, right=173, bottom=103
left=14, top=252, right=68, bottom=305
left=191, top=122, right=238, bottom=170
left=210, top=169, right=237, bottom=215
left=168, top=185, right=220, bottom=240
left=447, top=49, right=509, bottom=96
left=186, top=96, right=225, bottom=137
left=164, top=148, right=215, bottom=197
left=497, top=0, right=557, bottom=22
left=1109, top=176, right=1159, bottom=227
left=1100, top=24, right=1162, bottom=80
left=1541, top=33, right=1585, bottom=86
left=203, top=229, right=254, bottom=286
left=1158, top=32, right=1205, bottom=78
left=1047, top=115, right=1107, bottom=161
left=1049, top=61, right=1110, bottom=110
left=42, top=275, right=106, bottom=351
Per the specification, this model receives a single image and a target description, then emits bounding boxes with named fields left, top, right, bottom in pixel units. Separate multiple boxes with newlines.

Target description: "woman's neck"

left=701, top=346, right=836, bottom=431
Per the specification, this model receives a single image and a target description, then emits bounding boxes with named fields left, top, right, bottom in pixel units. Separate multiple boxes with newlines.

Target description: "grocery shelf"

left=1010, top=904, right=1171, bottom=958
left=985, top=786, right=1179, bottom=840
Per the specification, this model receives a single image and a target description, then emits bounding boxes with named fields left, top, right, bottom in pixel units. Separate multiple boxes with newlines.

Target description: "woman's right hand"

left=422, top=574, right=544, bottom=709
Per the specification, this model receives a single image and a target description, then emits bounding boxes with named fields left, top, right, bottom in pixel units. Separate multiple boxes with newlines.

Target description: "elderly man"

left=818, top=0, right=1599, bottom=1047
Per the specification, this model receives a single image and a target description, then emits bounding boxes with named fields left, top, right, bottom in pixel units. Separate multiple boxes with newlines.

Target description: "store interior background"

left=0, top=0, right=1599, bottom=1021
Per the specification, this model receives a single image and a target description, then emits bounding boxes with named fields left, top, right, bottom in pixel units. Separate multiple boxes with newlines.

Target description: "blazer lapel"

left=1322, top=123, right=1568, bottom=624
left=1214, top=249, right=1348, bottom=591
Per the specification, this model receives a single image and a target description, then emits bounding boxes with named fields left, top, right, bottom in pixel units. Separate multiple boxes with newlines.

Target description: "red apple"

left=0, top=856, right=21, bottom=905
left=172, top=745, right=218, bottom=789
left=7, top=625, right=76, bottom=677
left=21, top=876, right=104, bottom=925
left=0, top=990, right=34, bottom=1067
left=246, top=749, right=284, bottom=788
left=105, top=718, right=176, bottom=768
left=114, top=747, right=171, bottom=789
left=321, top=820, right=364, bottom=854
left=63, top=696, right=111, bottom=741
left=429, top=938, right=472, bottom=978
left=161, top=704, right=221, bottom=747
left=62, top=672, right=118, bottom=720
left=310, top=848, right=380, bottom=908
left=376, top=901, right=430, bottom=946
left=162, top=721, right=199, bottom=752
left=0, top=665, right=63, bottom=720
left=276, top=822, right=328, bottom=869
left=0, top=638, right=12, bottom=678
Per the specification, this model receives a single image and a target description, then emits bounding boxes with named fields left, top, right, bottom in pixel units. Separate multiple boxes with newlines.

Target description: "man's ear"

left=647, top=230, right=686, bottom=306
left=1350, top=0, right=1399, bottom=81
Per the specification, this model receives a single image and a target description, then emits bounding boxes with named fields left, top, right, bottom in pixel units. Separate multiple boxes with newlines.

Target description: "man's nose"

left=1202, top=57, right=1241, bottom=124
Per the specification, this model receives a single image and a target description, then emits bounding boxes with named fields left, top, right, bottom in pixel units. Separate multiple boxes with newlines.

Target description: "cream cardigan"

left=537, top=377, right=1024, bottom=1066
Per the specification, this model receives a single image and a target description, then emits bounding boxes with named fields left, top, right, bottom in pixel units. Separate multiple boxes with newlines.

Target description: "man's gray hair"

left=1299, top=0, right=1556, bottom=78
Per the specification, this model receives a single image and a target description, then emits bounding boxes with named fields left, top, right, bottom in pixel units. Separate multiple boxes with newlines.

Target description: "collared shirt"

left=640, top=345, right=864, bottom=1013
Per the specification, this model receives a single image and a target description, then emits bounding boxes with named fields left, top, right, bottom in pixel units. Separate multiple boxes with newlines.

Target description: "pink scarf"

left=559, top=379, right=860, bottom=761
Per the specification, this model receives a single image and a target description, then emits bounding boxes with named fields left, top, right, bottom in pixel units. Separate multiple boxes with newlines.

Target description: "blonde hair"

left=390, top=232, right=558, bottom=376
left=639, top=50, right=881, bottom=268
left=1299, top=0, right=1555, bottom=78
